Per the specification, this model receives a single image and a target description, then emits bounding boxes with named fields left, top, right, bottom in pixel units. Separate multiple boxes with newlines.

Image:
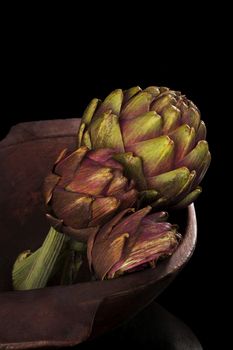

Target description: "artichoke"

left=87, top=206, right=180, bottom=280
left=44, top=146, right=138, bottom=241
left=78, top=86, right=211, bottom=209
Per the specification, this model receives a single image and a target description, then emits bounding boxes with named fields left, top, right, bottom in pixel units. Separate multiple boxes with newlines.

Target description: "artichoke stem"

left=12, top=227, right=66, bottom=290
left=60, top=240, right=86, bottom=285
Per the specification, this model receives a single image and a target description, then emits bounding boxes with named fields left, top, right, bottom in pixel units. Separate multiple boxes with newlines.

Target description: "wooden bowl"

left=0, top=119, right=197, bottom=349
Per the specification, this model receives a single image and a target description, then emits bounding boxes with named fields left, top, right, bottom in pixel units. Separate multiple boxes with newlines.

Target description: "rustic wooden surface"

left=0, top=119, right=197, bottom=349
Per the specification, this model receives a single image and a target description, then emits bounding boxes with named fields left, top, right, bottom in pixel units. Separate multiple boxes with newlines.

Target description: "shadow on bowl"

left=0, top=120, right=197, bottom=349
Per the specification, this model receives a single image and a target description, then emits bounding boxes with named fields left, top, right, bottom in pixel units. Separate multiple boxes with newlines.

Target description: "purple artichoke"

left=87, top=206, right=180, bottom=280
left=44, top=146, right=138, bottom=241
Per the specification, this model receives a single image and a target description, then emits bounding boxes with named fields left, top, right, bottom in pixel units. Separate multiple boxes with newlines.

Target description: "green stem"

left=13, top=227, right=66, bottom=290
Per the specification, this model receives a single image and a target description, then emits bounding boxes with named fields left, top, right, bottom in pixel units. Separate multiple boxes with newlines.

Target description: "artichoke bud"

left=44, top=146, right=138, bottom=241
left=78, top=85, right=211, bottom=209
left=87, top=206, right=180, bottom=280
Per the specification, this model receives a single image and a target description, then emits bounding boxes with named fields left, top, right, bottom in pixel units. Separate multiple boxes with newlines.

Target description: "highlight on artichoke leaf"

left=78, top=86, right=211, bottom=209
left=87, top=206, right=181, bottom=280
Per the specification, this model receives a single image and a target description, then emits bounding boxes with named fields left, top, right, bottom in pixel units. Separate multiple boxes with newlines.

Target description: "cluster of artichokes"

left=43, top=85, right=210, bottom=280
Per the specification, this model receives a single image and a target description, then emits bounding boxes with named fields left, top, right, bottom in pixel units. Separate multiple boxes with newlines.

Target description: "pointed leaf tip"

left=95, top=89, right=123, bottom=117
left=121, top=91, right=153, bottom=120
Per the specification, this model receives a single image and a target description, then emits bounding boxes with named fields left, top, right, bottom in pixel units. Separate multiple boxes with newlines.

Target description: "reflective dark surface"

left=79, top=302, right=203, bottom=350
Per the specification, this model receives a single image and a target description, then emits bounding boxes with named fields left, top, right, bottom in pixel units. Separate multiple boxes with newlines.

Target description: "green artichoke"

left=87, top=206, right=180, bottom=280
left=44, top=146, right=138, bottom=241
left=78, top=86, right=211, bottom=209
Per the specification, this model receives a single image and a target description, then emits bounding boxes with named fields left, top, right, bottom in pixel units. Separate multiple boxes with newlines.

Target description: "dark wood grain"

left=0, top=119, right=197, bottom=349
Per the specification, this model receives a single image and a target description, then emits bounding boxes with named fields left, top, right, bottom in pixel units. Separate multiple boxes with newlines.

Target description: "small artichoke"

left=87, top=206, right=180, bottom=280
left=78, top=86, right=211, bottom=209
left=44, top=146, right=137, bottom=241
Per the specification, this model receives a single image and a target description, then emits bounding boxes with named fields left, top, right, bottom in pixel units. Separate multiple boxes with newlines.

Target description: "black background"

left=1, top=14, right=226, bottom=349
